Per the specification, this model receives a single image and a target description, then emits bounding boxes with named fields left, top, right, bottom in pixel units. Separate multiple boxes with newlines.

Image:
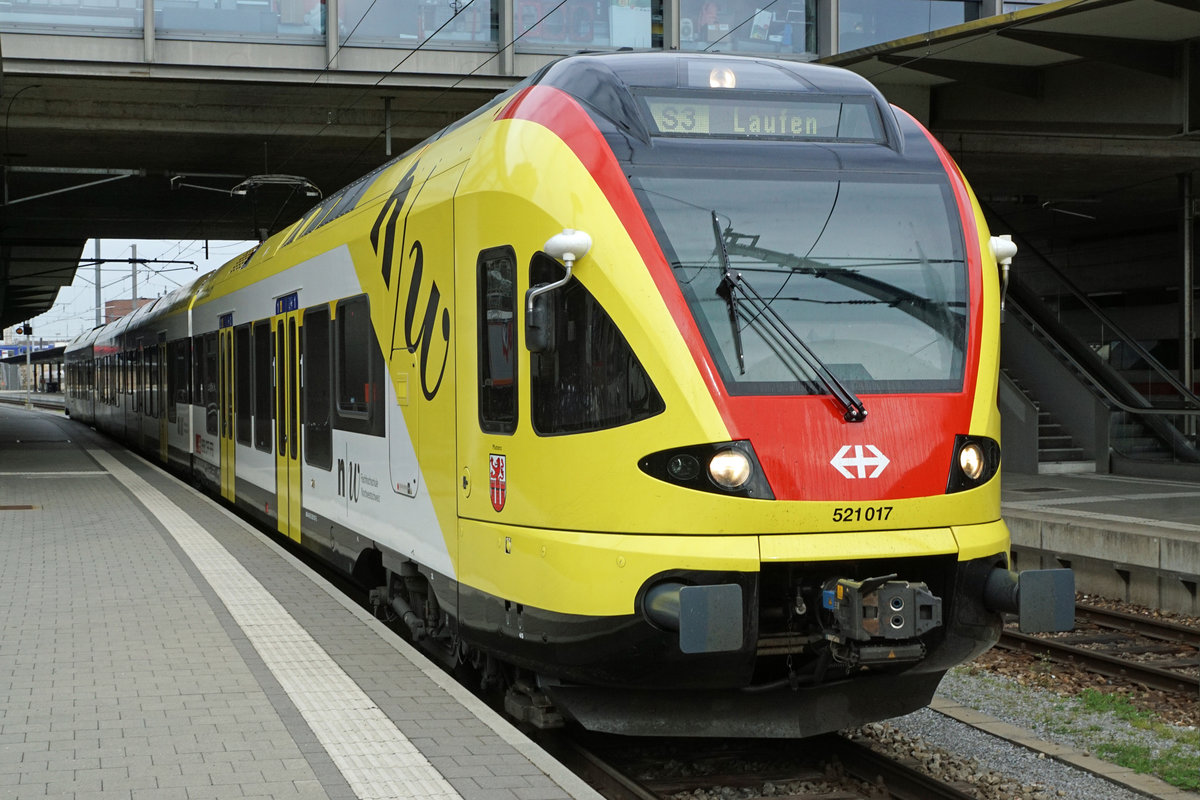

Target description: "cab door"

left=273, top=295, right=302, bottom=542
left=218, top=321, right=236, bottom=502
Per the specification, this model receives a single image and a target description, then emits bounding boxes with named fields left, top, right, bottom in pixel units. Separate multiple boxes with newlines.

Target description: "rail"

left=995, top=603, right=1200, bottom=696
left=987, top=205, right=1200, bottom=412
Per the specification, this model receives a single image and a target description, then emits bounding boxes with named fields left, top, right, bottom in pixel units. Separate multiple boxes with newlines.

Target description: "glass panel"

left=276, top=322, right=286, bottom=457
left=235, top=324, right=252, bottom=445
left=340, top=0, right=496, bottom=48
left=516, top=0, right=649, bottom=51
left=254, top=320, right=272, bottom=453
left=840, top=0, right=979, bottom=52
left=204, top=332, right=218, bottom=435
left=336, top=296, right=373, bottom=417
left=289, top=318, right=298, bottom=461
left=635, top=172, right=967, bottom=396
left=156, top=0, right=320, bottom=41
left=478, top=247, right=517, bottom=434
left=0, top=0, right=144, bottom=34
left=529, top=254, right=665, bottom=435
left=680, top=0, right=816, bottom=56
left=303, top=307, right=332, bottom=470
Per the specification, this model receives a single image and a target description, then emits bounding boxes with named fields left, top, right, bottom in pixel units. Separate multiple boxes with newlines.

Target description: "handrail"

left=1008, top=292, right=1200, bottom=464
left=1008, top=299, right=1200, bottom=419
left=984, top=204, right=1200, bottom=411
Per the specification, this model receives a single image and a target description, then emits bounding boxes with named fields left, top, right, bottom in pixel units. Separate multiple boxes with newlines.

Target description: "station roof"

left=828, top=0, right=1199, bottom=90
left=824, top=0, right=1200, bottom=254
left=3, top=0, right=1196, bottom=330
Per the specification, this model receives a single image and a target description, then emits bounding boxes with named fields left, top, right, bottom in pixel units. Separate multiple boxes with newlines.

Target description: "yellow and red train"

left=65, top=52, right=1071, bottom=737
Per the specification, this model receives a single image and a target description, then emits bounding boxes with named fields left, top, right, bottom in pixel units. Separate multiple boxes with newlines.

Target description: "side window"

left=192, top=335, right=204, bottom=410
left=333, top=295, right=384, bottom=437
left=169, top=338, right=191, bottom=422
left=529, top=253, right=665, bottom=435
left=253, top=320, right=272, bottom=453
left=478, top=247, right=517, bottom=434
left=204, top=331, right=218, bottom=436
left=336, top=295, right=372, bottom=416
left=235, top=324, right=252, bottom=445
left=303, top=306, right=332, bottom=470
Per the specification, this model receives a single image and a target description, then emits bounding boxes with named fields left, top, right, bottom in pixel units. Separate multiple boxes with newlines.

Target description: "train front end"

left=455, top=52, right=1073, bottom=737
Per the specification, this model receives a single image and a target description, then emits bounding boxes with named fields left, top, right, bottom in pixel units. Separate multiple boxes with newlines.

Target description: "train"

left=64, top=51, right=1073, bottom=738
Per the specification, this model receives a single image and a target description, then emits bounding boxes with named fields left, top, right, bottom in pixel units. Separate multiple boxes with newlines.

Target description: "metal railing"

left=994, top=215, right=1200, bottom=467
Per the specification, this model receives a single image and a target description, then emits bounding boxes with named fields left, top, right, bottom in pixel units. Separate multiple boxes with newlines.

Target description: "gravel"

left=868, top=664, right=1198, bottom=800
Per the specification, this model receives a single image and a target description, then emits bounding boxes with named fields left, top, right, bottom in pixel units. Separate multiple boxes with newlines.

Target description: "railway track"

left=996, top=602, right=1199, bottom=695
left=542, top=731, right=985, bottom=800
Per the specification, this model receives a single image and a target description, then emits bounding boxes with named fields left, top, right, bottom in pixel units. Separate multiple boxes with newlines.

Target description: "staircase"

left=1002, top=369, right=1094, bottom=474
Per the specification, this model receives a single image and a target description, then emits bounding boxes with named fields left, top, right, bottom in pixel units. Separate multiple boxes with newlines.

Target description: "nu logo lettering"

left=370, top=158, right=451, bottom=401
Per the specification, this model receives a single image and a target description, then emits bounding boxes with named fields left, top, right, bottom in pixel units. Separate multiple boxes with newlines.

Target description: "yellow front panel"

left=951, top=519, right=1010, bottom=563
left=759, top=529, right=959, bottom=562
left=459, top=520, right=760, bottom=616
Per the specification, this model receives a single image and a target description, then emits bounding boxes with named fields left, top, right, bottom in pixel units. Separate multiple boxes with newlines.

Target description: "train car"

left=65, top=51, right=1072, bottom=738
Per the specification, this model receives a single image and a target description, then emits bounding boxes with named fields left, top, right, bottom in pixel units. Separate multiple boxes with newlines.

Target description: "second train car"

left=65, top=51, right=1073, bottom=737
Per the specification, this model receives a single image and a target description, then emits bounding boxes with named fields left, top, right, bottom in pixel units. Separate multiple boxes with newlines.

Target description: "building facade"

left=0, top=0, right=1053, bottom=65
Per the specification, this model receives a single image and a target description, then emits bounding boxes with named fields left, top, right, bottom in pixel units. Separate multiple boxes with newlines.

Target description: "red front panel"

left=503, top=86, right=984, bottom=503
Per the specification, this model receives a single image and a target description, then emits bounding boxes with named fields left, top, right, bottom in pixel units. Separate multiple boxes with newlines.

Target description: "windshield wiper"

left=712, top=214, right=867, bottom=423
left=712, top=211, right=746, bottom=375
left=721, top=231, right=962, bottom=344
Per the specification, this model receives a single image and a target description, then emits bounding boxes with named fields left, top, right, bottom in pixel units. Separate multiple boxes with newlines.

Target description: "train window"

left=192, top=335, right=203, bottom=410
left=333, top=295, right=384, bottom=437
left=253, top=321, right=272, bottom=453
left=635, top=172, right=968, bottom=395
left=147, top=345, right=156, bottom=419
left=235, top=325, right=252, bottom=445
left=529, top=254, right=665, bottom=435
left=288, top=319, right=298, bottom=461
left=303, top=306, right=332, bottom=470
left=478, top=247, right=517, bottom=435
left=168, top=338, right=191, bottom=423
left=336, top=296, right=372, bottom=417
left=131, top=349, right=141, bottom=413
left=276, top=321, right=286, bottom=458
left=204, top=332, right=218, bottom=436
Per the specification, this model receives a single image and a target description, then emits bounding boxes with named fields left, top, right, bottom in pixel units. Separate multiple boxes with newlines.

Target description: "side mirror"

left=990, top=234, right=1017, bottom=311
left=525, top=290, right=556, bottom=353
left=525, top=228, right=591, bottom=353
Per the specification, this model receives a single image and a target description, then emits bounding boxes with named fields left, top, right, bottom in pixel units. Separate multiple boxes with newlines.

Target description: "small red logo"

left=489, top=454, right=507, bottom=512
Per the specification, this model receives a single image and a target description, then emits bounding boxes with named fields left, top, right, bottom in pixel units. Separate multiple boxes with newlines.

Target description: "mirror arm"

left=525, top=260, right=574, bottom=316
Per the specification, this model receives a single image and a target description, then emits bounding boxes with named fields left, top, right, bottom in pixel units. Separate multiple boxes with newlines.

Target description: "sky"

left=18, top=238, right=255, bottom=344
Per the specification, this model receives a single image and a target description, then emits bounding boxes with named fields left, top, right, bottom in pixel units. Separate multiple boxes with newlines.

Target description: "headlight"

left=709, top=449, right=752, bottom=490
left=947, top=435, right=1001, bottom=493
left=638, top=440, right=774, bottom=499
left=959, top=442, right=985, bottom=480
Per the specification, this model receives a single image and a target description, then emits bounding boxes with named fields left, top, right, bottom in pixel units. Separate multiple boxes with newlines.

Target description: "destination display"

left=640, top=94, right=881, bottom=141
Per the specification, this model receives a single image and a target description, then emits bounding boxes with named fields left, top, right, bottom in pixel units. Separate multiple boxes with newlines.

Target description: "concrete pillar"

left=979, top=0, right=1003, bottom=19
left=326, top=0, right=340, bottom=70
left=144, top=0, right=155, bottom=62
left=499, top=0, right=514, bottom=75
left=816, top=0, right=835, bottom=58
left=662, top=0, right=680, bottom=50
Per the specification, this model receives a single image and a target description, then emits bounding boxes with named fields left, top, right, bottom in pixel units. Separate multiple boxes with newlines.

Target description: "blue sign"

left=218, top=312, right=234, bottom=329
left=275, top=293, right=299, bottom=315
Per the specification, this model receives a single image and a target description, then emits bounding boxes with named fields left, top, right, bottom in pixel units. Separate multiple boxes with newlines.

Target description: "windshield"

left=635, top=172, right=968, bottom=396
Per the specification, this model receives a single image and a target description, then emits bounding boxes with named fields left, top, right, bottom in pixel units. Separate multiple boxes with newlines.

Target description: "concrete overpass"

left=0, top=1, right=546, bottom=328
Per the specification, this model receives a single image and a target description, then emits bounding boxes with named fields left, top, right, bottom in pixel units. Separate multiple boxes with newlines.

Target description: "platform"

left=0, top=404, right=602, bottom=800
left=1002, top=470, right=1200, bottom=615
